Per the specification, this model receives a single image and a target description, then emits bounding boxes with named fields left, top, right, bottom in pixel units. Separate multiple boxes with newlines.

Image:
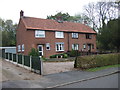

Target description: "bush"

left=63, top=54, right=68, bottom=58
left=50, top=53, right=68, bottom=58
left=68, top=50, right=80, bottom=57
left=28, top=48, right=39, bottom=56
left=75, top=53, right=120, bottom=69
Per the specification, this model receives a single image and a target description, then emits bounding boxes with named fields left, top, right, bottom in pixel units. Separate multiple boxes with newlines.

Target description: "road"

left=58, top=73, right=119, bottom=88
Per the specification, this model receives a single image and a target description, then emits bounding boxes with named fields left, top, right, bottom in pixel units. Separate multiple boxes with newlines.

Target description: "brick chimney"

left=20, top=10, right=24, bottom=17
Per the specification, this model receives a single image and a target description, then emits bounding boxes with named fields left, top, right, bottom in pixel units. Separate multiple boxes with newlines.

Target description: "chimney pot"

left=20, top=10, right=24, bottom=17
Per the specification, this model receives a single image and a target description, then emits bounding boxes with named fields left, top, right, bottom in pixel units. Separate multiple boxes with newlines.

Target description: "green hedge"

left=50, top=53, right=68, bottom=58
left=75, top=53, right=120, bottom=69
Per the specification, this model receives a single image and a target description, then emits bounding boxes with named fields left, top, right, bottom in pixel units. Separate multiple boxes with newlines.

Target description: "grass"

left=86, top=64, right=120, bottom=72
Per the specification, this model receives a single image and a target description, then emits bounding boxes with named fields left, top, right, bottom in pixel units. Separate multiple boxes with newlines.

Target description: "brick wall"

left=16, top=19, right=96, bottom=58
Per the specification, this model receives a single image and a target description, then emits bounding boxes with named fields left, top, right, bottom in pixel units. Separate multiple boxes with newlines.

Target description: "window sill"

left=86, top=38, right=92, bottom=39
left=72, top=38, right=78, bottom=39
left=56, top=38, right=64, bottom=39
left=56, top=50, right=64, bottom=52
left=35, top=37, right=45, bottom=38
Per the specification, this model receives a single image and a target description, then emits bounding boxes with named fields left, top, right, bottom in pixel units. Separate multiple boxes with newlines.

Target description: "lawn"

left=86, top=64, right=120, bottom=72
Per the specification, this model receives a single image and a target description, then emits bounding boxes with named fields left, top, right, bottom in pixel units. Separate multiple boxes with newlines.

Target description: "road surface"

left=58, top=73, right=119, bottom=88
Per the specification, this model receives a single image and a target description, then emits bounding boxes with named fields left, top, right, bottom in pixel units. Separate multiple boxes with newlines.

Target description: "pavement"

left=1, top=67, right=119, bottom=89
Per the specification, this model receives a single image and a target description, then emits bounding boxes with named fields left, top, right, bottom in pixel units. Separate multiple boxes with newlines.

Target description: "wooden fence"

left=2, top=52, right=43, bottom=75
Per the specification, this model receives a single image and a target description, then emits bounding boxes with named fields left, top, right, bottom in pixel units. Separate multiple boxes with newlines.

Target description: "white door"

left=38, top=45, right=43, bottom=56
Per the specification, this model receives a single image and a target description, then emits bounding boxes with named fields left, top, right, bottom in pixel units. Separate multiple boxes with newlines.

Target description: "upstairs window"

left=86, top=34, right=92, bottom=39
left=22, top=44, right=24, bottom=52
left=55, top=31, right=64, bottom=38
left=35, top=30, right=45, bottom=38
left=56, top=42, right=64, bottom=51
left=18, top=45, right=21, bottom=52
left=72, top=44, right=79, bottom=50
left=46, top=43, right=50, bottom=50
left=72, top=33, right=78, bottom=38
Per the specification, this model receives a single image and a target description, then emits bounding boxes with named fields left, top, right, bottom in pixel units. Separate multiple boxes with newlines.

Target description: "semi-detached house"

left=16, top=10, right=97, bottom=58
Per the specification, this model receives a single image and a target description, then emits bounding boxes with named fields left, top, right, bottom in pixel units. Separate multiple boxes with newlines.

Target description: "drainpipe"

left=67, top=32, right=70, bottom=52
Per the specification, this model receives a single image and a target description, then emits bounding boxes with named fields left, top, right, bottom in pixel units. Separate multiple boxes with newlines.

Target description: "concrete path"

left=2, top=67, right=119, bottom=88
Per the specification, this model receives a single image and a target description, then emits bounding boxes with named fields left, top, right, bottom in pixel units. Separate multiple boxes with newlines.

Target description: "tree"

left=97, top=18, right=120, bottom=52
left=47, top=12, right=71, bottom=21
left=0, top=18, right=17, bottom=46
left=83, top=2, right=96, bottom=30
left=107, top=19, right=120, bottom=52
left=83, top=1, right=118, bottom=32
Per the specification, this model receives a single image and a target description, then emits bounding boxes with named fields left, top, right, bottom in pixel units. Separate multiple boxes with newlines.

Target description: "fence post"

left=12, top=53, right=13, bottom=62
left=16, top=54, right=18, bottom=64
left=8, top=53, right=9, bottom=61
left=40, top=59, right=43, bottom=75
left=22, top=55, right=24, bottom=67
left=5, top=53, right=6, bottom=59
left=30, top=56, right=32, bottom=71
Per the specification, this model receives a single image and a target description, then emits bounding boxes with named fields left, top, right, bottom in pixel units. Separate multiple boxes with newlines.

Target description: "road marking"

left=45, top=70, right=119, bottom=89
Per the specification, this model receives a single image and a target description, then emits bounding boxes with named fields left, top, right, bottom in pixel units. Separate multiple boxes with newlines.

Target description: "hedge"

left=50, top=53, right=68, bottom=58
left=75, top=53, right=120, bottom=69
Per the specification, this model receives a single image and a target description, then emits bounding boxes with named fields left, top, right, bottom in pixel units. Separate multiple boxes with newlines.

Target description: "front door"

left=38, top=45, right=43, bottom=56
left=88, top=44, right=91, bottom=52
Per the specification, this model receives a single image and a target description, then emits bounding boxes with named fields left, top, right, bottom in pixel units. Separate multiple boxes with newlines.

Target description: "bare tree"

left=83, top=1, right=118, bottom=32
left=96, top=1, right=118, bottom=28
left=83, top=2, right=96, bottom=30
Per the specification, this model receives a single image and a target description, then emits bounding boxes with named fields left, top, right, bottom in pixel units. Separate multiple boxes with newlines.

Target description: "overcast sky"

left=0, top=0, right=101, bottom=24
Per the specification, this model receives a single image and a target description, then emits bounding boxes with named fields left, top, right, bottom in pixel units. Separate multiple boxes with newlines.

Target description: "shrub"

left=68, top=50, right=80, bottom=57
left=75, top=53, right=120, bottom=69
left=28, top=48, right=39, bottom=56
left=50, top=53, right=68, bottom=58
left=63, top=54, right=68, bottom=58
left=50, top=55, right=56, bottom=58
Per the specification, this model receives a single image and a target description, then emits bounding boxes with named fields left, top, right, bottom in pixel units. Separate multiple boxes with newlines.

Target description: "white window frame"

left=72, top=33, right=78, bottom=38
left=55, top=31, right=64, bottom=38
left=46, top=43, right=50, bottom=50
left=22, top=44, right=24, bottom=52
left=72, top=44, right=79, bottom=50
left=18, top=45, right=21, bottom=52
left=35, top=30, right=45, bottom=38
left=83, top=44, right=86, bottom=49
left=56, top=42, right=64, bottom=51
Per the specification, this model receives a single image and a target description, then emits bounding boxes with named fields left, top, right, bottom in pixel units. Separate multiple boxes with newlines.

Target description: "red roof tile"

left=21, top=16, right=96, bottom=34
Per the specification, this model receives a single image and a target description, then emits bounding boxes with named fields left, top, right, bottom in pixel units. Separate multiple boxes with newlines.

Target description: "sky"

left=0, top=0, right=101, bottom=24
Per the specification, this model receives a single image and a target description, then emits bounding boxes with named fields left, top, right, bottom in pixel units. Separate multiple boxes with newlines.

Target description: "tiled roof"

left=21, top=16, right=96, bottom=34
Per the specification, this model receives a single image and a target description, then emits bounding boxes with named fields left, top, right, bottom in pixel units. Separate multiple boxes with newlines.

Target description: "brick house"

left=16, top=11, right=97, bottom=58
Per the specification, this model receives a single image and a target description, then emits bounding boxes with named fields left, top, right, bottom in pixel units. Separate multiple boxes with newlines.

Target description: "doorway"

left=87, top=44, right=91, bottom=52
left=38, top=45, right=43, bottom=56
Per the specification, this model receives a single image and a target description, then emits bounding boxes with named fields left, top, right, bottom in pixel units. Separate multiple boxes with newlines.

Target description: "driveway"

left=43, top=61, right=75, bottom=75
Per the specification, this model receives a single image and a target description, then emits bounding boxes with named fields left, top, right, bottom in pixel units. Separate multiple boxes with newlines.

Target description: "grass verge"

left=86, top=64, right=120, bottom=72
